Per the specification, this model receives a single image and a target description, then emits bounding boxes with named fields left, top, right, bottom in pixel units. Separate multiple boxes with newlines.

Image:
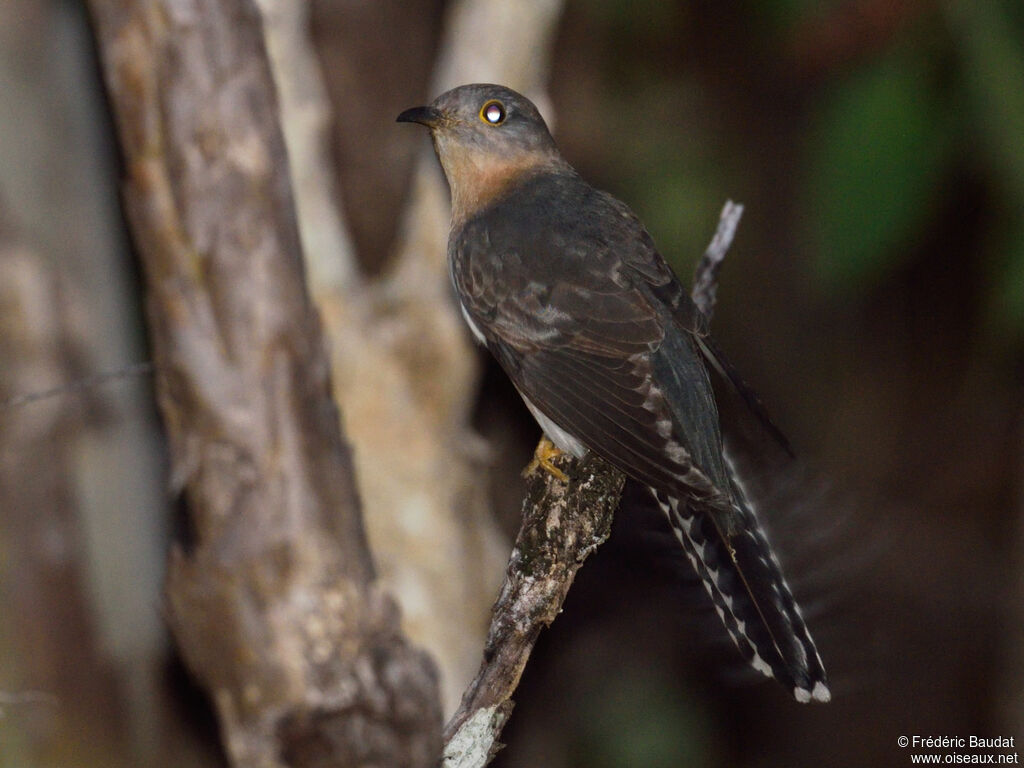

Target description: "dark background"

left=2, top=0, right=1023, bottom=766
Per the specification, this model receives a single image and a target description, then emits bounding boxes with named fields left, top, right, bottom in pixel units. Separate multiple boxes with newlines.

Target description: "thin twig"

left=0, top=362, right=153, bottom=411
left=692, top=200, right=744, bottom=321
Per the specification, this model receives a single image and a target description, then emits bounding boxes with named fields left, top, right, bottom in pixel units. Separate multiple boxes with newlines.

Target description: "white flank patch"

left=459, top=303, right=487, bottom=345
left=519, top=393, right=587, bottom=458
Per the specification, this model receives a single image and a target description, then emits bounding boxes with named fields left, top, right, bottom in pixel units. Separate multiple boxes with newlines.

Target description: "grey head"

left=397, top=84, right=572, bottom=221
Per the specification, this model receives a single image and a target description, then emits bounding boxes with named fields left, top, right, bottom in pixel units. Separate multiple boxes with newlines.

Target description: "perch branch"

left=442, top=453, right=624, bottom=766
left=0, top=362, right=153, bottom=411
left=441, top=201, right=745, bottom=766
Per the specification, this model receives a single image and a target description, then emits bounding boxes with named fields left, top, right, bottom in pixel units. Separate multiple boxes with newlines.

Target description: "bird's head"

left=397, top=84, right=569, bottom=220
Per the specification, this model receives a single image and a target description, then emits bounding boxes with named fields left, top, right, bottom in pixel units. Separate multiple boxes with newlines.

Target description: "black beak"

left=396, top=105, right=443, bottom=127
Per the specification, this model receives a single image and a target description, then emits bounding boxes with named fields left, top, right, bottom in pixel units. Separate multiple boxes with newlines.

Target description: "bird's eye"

left=480, top=100, right=506, bottom=125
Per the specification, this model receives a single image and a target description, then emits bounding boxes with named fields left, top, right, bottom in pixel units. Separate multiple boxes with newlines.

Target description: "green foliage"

left=806, top=49, right=953, bottom=291
left=798, top=0, right=1024, bottom=341
left=950, top=0, right=1024, bottom=338
left=578, top=0, right=1024, bottom=347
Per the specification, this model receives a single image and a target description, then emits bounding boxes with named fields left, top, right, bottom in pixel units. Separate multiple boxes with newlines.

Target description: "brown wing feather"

left=452, top=171, right=729, bottom=504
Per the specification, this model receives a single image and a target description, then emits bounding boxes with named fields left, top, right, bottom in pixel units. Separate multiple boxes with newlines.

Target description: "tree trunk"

left=86, top=1, right=442, bottom=765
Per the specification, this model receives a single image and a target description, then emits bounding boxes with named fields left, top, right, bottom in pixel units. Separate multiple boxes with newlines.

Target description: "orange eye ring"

left=479, top=100, right=506, bottom=125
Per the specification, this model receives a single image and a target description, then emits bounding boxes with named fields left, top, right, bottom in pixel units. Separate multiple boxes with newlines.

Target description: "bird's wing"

left=616, top=205, right=795, bottom=457
left=600, top=192, right=795, bottom=457
left=453, top=184, right=732, bottom=507
left=496, top=283, right=727, bottom=499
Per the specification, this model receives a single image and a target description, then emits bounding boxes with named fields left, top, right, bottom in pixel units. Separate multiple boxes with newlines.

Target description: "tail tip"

left=794, top=680, right=831, bottom=704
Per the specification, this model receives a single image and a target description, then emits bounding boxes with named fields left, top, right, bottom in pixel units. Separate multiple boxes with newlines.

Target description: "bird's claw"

left=523, top=435, right=569, bottom=482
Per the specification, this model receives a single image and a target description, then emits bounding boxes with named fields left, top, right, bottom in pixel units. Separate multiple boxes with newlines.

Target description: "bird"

left=397, top=84, right=829, bottom=703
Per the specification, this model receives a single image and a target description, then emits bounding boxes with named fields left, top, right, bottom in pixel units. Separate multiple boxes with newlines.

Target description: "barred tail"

left=652, top=484, right=830, bottom=703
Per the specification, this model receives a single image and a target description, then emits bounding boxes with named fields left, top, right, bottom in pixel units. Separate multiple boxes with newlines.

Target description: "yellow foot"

left=522, top=435, right=569, bottom=482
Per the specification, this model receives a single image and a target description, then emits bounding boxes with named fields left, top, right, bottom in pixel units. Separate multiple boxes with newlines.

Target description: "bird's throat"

left=440, top=147, right=565, bottom=225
